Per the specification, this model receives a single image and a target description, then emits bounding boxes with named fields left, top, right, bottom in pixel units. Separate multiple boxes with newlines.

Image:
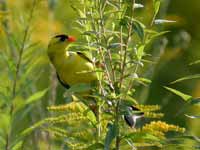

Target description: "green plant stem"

left=11, top=0, right=37, bottom=114
left=115, top=25, right=124, bottom=150
left=116, top=1, right=135, bottom=149
left=95, top=0, right=114, bottom=89
left=86, top=1, right=104, bottom=143
left=90, top=1, right=111, bottom=89
left=119, top=0, right=135, bottom=88
left=119, top=24, right=132, bottom=88
left=115, top=100, right=120, bottom=150
left=124, top=64, right=139, bottom=100
left=5, top=1, right=37, bottom=149
left=98, top=0, right=116, bottom=84
left=96, top=104, right=101, bottom=142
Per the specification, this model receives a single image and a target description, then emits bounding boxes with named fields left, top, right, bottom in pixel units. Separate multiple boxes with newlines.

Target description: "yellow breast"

left=52, top=51, right=97, bottom=86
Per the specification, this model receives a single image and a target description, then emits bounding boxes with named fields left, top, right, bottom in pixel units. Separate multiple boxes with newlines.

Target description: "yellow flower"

left=142, top=121, right=185, bottom=138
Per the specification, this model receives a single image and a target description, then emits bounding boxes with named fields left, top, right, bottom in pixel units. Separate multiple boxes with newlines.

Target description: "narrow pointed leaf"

left=134, top=3, right=144, bottom=8
left=25, top=88, right=48, bottom=105
left=170, top=74, right=200, bottom=84
left=124, top=132, right=160, bottom=142
left=185, top=114, right=200, bottom=119
left=104, top=123, right=117, bottom=150
left=189, top=60, right=200, bottom=66
left=189, top=98, right=200, bottom=105
left=14, top=88, right=48, bottom=113
left=178, top=135, right=200, bottom=142
left=153, top=0, right=161, bottom=17
left=146, top=31, right=170, bottom=44
left=132, top=20, right=145, bottom=41
left=136, top=78, right=152, bottom=84
left=85, top=143, right=104, bottom=150
left=11, top=141, right=23, bottom=150
left=164, top=86, right=192, bottom=102
left=154, top=19, right=176, bottom=24
left=137, top=45, right=145, bottom=60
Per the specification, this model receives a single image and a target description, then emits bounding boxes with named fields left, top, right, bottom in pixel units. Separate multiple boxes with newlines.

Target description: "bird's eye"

left=55, top=34, right=68, bottom=42
left=60, top=36, right=66, bottom=42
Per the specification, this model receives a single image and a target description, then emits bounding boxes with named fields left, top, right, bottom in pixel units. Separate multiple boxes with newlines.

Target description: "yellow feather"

left=47, top=35, right=97, bottom=87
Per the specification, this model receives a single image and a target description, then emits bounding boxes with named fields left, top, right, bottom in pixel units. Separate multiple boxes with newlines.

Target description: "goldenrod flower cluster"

left=144, top=112, right=164, bottom=118
left=136, top=104, right=161, bottom=112
left=142, top=121, right=185, bottom=139
left=47, top=102, right=85, bottom=112
left=47, top=104, right=70, bottom=111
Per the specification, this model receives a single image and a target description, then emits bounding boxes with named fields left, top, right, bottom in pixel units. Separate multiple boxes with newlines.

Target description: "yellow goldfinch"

left=47, top=34, right=97, bottom=89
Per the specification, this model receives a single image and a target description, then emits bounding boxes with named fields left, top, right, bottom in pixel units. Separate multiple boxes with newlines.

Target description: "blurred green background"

left=148, top=0, right=200, bottom=136
left=0, top=0, right=199, bottom=149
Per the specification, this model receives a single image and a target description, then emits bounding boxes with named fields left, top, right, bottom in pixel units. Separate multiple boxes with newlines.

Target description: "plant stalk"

left=116, top=1, right=135, bottom=149
left=5, top=1, right=37, bottom=149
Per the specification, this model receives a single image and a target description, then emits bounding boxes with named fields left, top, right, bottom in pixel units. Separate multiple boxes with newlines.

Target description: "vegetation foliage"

left=0, top=0, right=199, bottom=150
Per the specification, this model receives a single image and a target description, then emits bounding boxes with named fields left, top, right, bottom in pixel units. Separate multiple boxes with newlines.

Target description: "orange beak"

left=68, top=36, right=76, bottom=42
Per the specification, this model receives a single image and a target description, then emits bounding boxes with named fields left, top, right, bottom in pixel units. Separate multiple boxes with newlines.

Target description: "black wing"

left=56, top=73, right=70, bottom=89
left=77, top=51, right=93, bottom=63
left=124, top=106, right=144, bottom=128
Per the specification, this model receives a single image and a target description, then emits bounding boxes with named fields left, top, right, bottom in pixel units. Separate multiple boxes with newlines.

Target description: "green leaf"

left=175, top=135, right=200, bottom=143
left=163, top=143, right=196, bottom=149
left=136, top=45, right=145, bottom=60
left=189, top=60, right=200, bottom=65
left=189, top=98, right=200, bottom=105
left=119, top=18, right=128, bottom=27
left=83, top=109, right=97, bottom=126
left=170, top=74, right=200, bottom=84
left=185, top=114, right=200, bottom=119
left=141, top=59, right=156, bottom=64
left=25, top=88, right=48, bottom=105
left=70, top=43, right=97, bottom=51
left=14, top=88, right=48, bottom=113
left=146, top=31, right=170, bottom=44
left=20, top=119, right=46, bottom=137
left=154, top=19, right=176, bottom=24
left=164, top=86, right=192, bottom=102
left=153, top=0, right=161, bottom=17
left=20, top=116, right=68, bottom=137
left=132, top=20, right=145, bottom=41
left=70, top=5, right=84, bottom=17
left=83, top=31, right=99, bottom=36
left=19, top=58, right=42, bottom=85
left=108, top=43, right=124, bottom=49
left=106, top=1, right=119, bottom=9
left=124, top=132, right=160, bottom=142
left=0, top=53, right=16, bottom=74
left=104, top=123, right=117, bottom=150
left=11, top=140, right=23, bottom=150
left=136, top=77, right=152, bottom=84
left=134, top=3, right=144, bottom=9
left=85, top=143, right=104, bottom=150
